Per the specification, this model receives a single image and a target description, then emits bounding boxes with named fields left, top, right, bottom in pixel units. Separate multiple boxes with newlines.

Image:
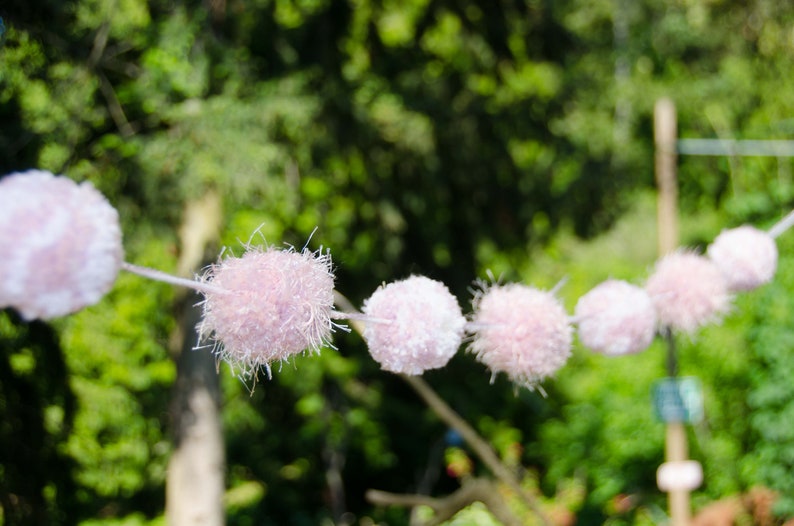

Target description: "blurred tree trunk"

left=166, top=192, right=224, bottom=526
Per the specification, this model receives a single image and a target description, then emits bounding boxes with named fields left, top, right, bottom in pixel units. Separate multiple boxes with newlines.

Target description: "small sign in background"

left=653, top=376, right=704, bottom=423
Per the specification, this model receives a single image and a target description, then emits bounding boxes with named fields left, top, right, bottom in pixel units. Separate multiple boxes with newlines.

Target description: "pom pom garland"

left=3, top=167, right=793, bottom=387
left=361, top=275, right=466, bottom=375
left=575, top=279, right=657, bottom=356
left=0, top=170, right=123, bottom=320
left=197, top=245, right=338, bottom=378
left=468, top=283, right=572, bottom=388
left=707, top=226, right=778, bottom=292
left=645, top=251, right=731, bottom=334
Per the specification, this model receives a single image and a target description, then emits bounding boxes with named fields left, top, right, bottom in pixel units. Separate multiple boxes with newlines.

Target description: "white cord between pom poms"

left=768, top=209, right=794, bottom=239
left=121, top=262, right=228, bottom=296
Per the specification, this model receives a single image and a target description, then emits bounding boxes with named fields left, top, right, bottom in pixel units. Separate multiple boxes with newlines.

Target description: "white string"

left=768, top=209, right=794, bottom=239
left=120, top=262, right=228, bottom=296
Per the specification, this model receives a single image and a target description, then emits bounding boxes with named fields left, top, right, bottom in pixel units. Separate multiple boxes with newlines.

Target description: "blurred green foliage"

left=742, top=233, right=794, bottom=517
left=2, top=0, right=794, bottom=524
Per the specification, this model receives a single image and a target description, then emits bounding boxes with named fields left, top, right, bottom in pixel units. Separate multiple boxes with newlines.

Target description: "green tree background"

left=2, top=0, right=794, bottom=524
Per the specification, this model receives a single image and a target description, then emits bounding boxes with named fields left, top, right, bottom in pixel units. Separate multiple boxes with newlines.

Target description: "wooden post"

left=654, top=98, right=691, bottom=526
left=655, top=98, right=678, bottom=257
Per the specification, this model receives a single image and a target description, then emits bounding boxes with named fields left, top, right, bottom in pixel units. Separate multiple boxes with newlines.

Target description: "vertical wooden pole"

left=654, top=98, right=691, bottom=526
left=666, top=422, right=690, bottom=525
left=655, top=98, right=678, bottom=257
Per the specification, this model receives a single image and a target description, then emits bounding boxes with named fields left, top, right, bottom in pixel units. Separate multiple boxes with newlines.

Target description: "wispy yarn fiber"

left=198, top=245, right=337, bottom=377
left=0, top=170, right=123, bottom=320
left=469, top=283, right=572, bottom=388
left=362, top=275, right=466, bottom=375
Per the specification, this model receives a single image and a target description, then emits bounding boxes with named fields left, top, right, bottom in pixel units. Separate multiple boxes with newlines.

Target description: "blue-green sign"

left=652, top=377, right=704, bottom=423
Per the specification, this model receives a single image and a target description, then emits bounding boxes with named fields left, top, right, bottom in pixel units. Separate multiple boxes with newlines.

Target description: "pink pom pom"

left=362, top=276, right=466, bottom=375
left=198, top=246, right=337, bottom=377
left=645, top=251, right=731, bottom=334
left=707, top=226, right=777, bottom=291
left=468, top=283, right=572, bottom=388
left=575, top=279, right=656, bottom=356
left=0, top=170, right=123, bottom=320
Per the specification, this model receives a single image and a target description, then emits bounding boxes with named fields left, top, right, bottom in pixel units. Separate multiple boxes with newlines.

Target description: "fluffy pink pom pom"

left=707, top=226, right=777, bottom=292
left=575, top=279, right=656, bottom=356
left=0, top=170, right=123, bottom=320
left=645, top=251, right=731, bottom=334
left=198, top=246, right=337, bottom=377
left=468, top=283, right=572, bottom=388
left=362, top=276, right=466, bottom=375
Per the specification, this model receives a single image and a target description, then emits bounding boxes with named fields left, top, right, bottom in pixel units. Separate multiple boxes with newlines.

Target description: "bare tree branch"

left=367, top=478, right=523, bottom=526
left=332, top=292, right=554, bottom=526
left=97, top=72, right=136, bottom=138
left=400, top=374, right=554, bottom=526
left=88, top=20, right=136, bottom=137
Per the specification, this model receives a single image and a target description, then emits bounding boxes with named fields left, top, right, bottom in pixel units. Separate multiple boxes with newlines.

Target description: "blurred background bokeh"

left=2, top=0, right=794, bottom=524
